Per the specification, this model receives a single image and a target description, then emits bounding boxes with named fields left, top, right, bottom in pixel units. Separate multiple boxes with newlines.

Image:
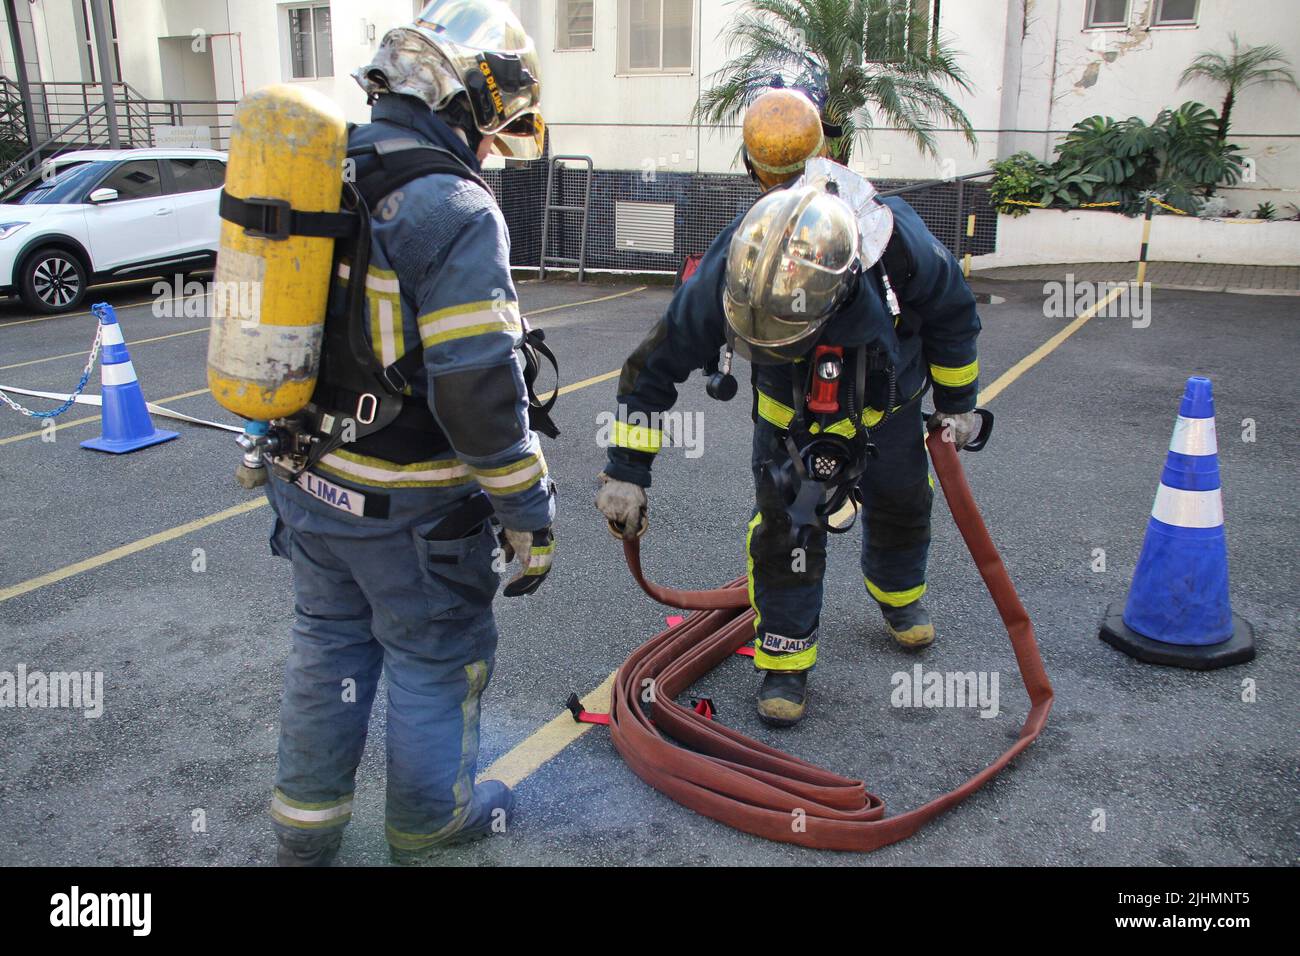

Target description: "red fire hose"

left=605, top=431, right=1054, bottom=851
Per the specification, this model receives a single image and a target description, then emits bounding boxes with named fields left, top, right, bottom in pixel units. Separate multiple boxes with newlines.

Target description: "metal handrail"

left=0, top=102, right=108, bottom=186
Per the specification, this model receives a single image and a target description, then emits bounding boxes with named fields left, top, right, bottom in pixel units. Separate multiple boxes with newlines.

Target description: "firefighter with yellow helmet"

left=212, top=0, right=553, bottom=866
left=597, top=91, right=985, bottom=727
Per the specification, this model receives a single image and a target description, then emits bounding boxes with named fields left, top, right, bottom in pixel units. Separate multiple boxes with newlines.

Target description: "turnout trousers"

left=746, top=400, right=934, bottom=670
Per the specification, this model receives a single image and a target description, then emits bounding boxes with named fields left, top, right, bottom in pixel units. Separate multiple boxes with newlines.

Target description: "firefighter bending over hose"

left=597, top=90, right=984, bottom=726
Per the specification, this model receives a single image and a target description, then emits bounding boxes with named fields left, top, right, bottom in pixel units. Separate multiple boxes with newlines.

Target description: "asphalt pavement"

left=0, top=273, right=1295, bottom=866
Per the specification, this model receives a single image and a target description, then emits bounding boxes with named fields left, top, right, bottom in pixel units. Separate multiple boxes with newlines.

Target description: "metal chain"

left=0, top=320, right=103, bottom=419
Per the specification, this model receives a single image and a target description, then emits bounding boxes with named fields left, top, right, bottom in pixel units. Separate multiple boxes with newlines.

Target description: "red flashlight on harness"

left=806, top=345, right=843, bottom=414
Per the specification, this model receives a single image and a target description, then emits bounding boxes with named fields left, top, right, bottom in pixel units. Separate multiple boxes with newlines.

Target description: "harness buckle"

left=241, top=196, right=292, bottom=241
left=355, top=393, right=378, bottom=426
left=380, top=363, right=408, bottom=395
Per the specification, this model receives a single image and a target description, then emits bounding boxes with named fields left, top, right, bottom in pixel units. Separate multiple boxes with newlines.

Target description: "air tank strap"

left=218, top=191, right=356, bottom=241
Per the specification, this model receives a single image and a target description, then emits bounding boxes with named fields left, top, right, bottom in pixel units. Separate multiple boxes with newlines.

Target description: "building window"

left=558, top=1, right=594, bottom=50
left=1153, top=0, right=1198, bottom=26
left=866, top=0, right=939, bottom=62
left=618, top=0, right=693, bottom=74
left=287, top=4, right=333, bottom=79
left=79, top=0, right=123, bottom=83
left=1085, top=0, right=1130, bottom=28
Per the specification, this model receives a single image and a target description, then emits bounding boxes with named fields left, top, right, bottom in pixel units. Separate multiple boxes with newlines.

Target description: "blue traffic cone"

left=1099, top=376, right=1255, bottom=669
left=81, top=303, right=178, bottom=454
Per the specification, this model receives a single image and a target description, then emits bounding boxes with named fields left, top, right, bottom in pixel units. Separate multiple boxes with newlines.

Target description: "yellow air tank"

left=743, top=89, right=826, bottom=190
left=207, top=84, right=347, bottom=421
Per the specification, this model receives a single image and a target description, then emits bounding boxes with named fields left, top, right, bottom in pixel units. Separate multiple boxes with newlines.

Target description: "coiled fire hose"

left=606, top=429, right=1054, bottom=851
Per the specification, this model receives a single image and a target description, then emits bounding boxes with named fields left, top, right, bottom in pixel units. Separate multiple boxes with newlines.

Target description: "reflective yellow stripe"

left=756, top=388, right=909, bottom=438
left=418, top=300, right=521, bottom=349
left=386, top=661, right=490, bottom=850
left=865, top=578, right=927, bottom=607
left=611, top=420, right=663, bottom=453
left=745, top=512, right=762, bottom=632
left=314, top=449, right=473, bottom=489
left=470, top=453, right=548, bottom=496
left=756, top=392, right=795, bottom=429
left=753, top=642, right=818, bottom=671
left=929, top=359, right=979, bottom=388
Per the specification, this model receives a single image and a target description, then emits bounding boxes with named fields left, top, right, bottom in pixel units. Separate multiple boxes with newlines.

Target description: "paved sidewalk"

left=974, top=261, right=1300, bottom=295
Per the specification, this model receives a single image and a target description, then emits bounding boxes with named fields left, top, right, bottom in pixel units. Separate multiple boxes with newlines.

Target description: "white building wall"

left=4, top=0, right=1297, bottom=202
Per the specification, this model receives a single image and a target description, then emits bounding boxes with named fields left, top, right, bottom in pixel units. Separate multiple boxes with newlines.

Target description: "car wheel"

left=19, top=248, right=89, bottom=314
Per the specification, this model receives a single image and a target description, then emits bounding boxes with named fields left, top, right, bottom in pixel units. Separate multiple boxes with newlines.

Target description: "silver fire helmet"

left=354, top=0, right=545, bottom=160
left=723, top=185, right=861, bottom=365
left=797, top=158, right=894, bottom=268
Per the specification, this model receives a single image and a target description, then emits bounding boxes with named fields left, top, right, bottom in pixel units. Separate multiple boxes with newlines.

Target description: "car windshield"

left=0, top=161, right=106, bottom=205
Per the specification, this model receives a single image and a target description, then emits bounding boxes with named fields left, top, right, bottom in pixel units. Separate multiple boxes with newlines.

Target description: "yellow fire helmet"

left=743, top=89, right=827, bottom=189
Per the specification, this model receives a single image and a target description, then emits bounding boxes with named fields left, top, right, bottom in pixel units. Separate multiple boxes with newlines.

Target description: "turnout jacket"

left=314, top=94, right=553, bottom=532
left=605, top=197, right=981, bottom=488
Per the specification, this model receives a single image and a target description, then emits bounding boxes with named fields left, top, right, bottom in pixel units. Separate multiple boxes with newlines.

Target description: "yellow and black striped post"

left=1136, top=197, right=1154, bottom=286
left=963, top=212, right=976, bottom=278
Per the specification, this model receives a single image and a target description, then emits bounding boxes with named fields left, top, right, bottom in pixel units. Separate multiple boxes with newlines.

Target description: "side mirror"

left=88, top=187, right=118, bottom=204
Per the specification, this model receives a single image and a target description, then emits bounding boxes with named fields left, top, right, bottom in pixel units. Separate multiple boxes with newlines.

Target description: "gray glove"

left=499, top=526, right=554, bottom=596
left=929, top=410, right=982, bottom=449
left=596, top=473, right=648, bottom=540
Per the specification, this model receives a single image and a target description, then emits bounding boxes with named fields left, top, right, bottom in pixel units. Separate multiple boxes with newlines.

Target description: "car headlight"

left=0, top=222, right=29, bottom=241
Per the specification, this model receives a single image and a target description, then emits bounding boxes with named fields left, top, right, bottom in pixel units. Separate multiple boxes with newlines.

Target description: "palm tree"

left=1179, top=33, right=1298, bottom=142
left=694, top=0, right=977, bottom=165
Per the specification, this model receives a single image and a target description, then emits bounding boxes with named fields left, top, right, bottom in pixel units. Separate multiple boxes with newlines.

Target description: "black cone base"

left=1099, top=600, right=1256, bottom=670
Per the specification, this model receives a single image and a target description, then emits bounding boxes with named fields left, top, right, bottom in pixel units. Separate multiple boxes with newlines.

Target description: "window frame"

left=1151, top=0, right=1199, bottom=27
left=284, top=2, right=334, bottom=80
left=617, top=0, right=696, bottom=76
left=557, top=0, right=595, bottom=51
left=88, top=159, right=165, bottom=203
left=865, top=0, right=940, bottom=64
left=1084, top=0, right=1131, bottom=30
left=162, top=157, right=226, bottom=195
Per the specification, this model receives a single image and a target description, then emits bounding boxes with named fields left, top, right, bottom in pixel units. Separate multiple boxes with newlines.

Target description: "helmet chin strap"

left=436, top=94, right=484, bottom=155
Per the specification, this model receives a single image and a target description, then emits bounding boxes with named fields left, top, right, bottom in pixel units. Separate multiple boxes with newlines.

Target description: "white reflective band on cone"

left=100, top=323, right=125, bottom=347
left=101, top=361, right=138, bottom=386
left=1151, top=484, right=1224, bottom=528
left=1169, top=415, right=1217, bottom=456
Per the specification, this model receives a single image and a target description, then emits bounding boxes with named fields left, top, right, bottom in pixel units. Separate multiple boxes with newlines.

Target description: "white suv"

left=0, top=147, right=227, bottom=313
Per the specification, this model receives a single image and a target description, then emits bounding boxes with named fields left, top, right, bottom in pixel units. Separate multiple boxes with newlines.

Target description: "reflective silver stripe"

left=271, top=794, right=353, bottom=824
left=1152, top=484, right=1223, bottom=528
left=101, top=361, right=137, bottom=386
left=318, top=453, right=470, bottom=486
left=100, top=323, right=125, bottom=346
left=1169, top=415, right=1217, bottom=457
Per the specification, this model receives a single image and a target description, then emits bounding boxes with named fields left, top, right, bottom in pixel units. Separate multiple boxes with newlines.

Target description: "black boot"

left=880, top=600, right=935, bottom=648
left=276, top=832, right=342, bottom=867
left=756, top=670, right=810, bottom=727
left=389, top=780, right=515, bottom=865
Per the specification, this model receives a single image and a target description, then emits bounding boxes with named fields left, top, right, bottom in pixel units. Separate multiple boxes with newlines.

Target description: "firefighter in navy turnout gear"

left=597, top=105, right=982, bottom=727
left=258, top=1, right=552, bottom=865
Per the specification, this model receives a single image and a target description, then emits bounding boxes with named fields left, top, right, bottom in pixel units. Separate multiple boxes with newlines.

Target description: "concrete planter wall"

left=971, top=208, right=1300, bottom=269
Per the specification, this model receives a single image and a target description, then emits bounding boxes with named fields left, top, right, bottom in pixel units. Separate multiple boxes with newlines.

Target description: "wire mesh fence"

left=482, top=163, right=997, bottom=274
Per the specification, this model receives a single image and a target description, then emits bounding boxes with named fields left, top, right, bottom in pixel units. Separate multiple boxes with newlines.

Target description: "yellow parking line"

left=977, top=285, right=1125, bottom=405
left=480, top=672, right=617, bottom=787
left=0, top=499, right=267, bottom=604
left=0, top=287, right=211, bottom=329
left=0, top=326, right=208, bottom=372
left=477, top=284, right=1130, bottom=788
left=0, top=386, right=211, bottom=446
left=0, top=349, right=634, bottom=600
left=528, top=286, right=648, bottom=317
